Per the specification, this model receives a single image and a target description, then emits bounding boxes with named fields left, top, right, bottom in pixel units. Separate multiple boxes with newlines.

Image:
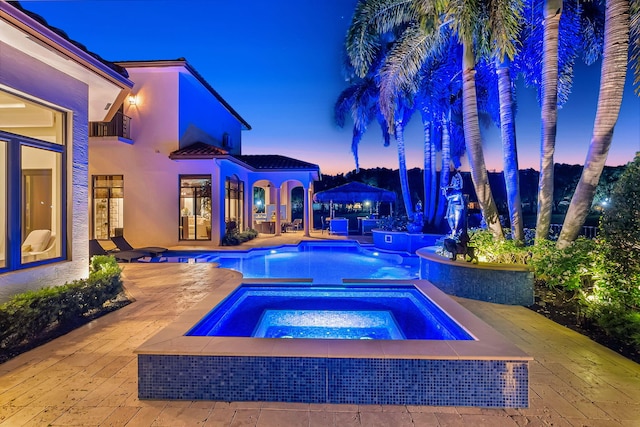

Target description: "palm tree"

left=535, top=0, right=564, bottom=242
left=414, top=38, right=462, bottom=226
left=558, top=0, right=631, bottom=248
left=345, top=0, right=522, bottom=240
left=393, top=93, right=416, bottom=217
left=517, top=0, right=596, bottom=241
left=335, top=75, right=390, bottom=172
left=495, top=56, right=524, bottom=241
left=342, top=20, right=417, bottom=216
left=446, top=0, right=524, bottom=240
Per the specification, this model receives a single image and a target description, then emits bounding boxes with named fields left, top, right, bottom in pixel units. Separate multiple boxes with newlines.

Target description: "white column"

left=304, top=186, right=311, bottom=237
left=275, top=187, right=281, bottom=236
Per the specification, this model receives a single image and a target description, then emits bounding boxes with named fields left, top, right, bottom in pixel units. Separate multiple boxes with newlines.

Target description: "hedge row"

left=0, top=255, right=123, bottom=350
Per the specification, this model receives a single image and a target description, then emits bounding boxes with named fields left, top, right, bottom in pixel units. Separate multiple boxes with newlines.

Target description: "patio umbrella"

left=313, top=182, right=396, bottom=217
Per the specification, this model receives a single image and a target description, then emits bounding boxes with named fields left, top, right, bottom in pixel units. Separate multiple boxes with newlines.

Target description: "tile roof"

left=169, top=145, right=320, bottom=172
left=169, top=142, right=228, bottom=159
left=233, top=155, right=320, bottom=171
left=6, top=1, right=129, bottom=78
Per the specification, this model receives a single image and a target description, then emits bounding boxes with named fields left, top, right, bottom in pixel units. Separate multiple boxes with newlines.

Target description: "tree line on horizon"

left=315, top=163, right=626, bottom=229
left=336, top=0, right=639, bottom=248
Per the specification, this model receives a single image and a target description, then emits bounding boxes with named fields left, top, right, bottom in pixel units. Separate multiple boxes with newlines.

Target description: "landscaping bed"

left=0, top=255, right=131, bottom=365
left=530, top=282, right=640, bottom=364
left=0, top=294, right=131, bottom=364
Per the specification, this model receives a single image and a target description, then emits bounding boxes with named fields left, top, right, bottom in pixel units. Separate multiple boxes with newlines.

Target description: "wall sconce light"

left=128, top=94, right=138, bottom=106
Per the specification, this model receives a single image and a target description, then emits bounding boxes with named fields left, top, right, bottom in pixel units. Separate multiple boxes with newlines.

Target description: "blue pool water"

left=186, top=284, right=474, bottom=340
left=156, top=242, right=419, bottom=284
left=253, top=310, right=405, bottom=339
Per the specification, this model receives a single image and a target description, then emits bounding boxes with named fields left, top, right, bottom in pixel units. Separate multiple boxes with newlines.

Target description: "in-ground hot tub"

left=186, top=284, right=474, bottom=340
left=136, top=279, right=531, bottom=407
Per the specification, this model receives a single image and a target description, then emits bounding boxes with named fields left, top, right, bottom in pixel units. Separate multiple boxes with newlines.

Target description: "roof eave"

left=168, top=154, right=216, bottom=161
left=222, top=155, right=321, bottom=176
left=1, top=2, right=132, bottom=89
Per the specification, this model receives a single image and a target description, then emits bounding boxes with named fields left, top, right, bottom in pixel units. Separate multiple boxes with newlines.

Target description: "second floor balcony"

left=89, top=111, right=132, bottom=142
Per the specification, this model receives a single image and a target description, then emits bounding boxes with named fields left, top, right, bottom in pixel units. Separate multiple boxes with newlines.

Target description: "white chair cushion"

left=22, top=229, right=51, bottom=253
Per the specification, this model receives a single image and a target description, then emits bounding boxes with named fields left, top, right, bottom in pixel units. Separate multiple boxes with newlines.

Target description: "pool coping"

left=134, top=277, right=531, bottom=362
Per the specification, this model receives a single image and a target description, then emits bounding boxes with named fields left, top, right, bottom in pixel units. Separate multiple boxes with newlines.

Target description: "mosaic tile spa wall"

left=138, top=354, right=529, bottom=407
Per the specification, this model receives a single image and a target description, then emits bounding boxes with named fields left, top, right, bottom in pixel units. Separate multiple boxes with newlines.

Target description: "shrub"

left=376, top=216, right=408, bottom=232
left=221, top=228, right=259, bottom=246
left=583, top=303, right=640, bottom=347
left=468, top=228, right=532, bottom=264
left=529, top=237, right=603, bottom=291
left=467, top=164, right=640, bottom=353
left=598, top=153, right=640, bottom=311
left=0, top=256, right=123, bottom=351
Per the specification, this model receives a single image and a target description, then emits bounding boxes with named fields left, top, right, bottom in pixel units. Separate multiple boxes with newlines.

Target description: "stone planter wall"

left=372, top=230, right=441, bottom=254
left=416, top=248, right=534, bottom=306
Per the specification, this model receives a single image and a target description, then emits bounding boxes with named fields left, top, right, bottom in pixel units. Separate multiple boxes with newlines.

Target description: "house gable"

left=116, top=59, right=250, bottom=155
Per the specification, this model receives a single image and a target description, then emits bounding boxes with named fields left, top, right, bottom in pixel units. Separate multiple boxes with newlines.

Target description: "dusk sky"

left=22, top=0, right=639, bottom=175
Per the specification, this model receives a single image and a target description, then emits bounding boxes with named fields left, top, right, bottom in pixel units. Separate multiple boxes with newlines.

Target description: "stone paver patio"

left=1, top=231, right=639, bottom=426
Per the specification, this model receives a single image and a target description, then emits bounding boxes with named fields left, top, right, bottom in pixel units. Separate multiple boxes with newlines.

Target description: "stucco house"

left=89, top=59, right=320, bottom=247
left=1, top=1, right=320, bottom=303
left=0, top=1, right=133, bottom=302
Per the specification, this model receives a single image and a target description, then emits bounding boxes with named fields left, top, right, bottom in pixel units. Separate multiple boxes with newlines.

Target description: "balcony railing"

left=89, top=111, right=131, bottom=139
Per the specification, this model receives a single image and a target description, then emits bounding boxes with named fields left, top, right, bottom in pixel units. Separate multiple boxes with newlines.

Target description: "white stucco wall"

left=90, top=141, right=221, bottom=246
left=90, top=66, right=221, bottom=247
left=90, top=65, right=251, bottom=247
left=0, top=41, right=90, bottom=302
left=125, top=68, right=180, bottom=152
left=178, top=72, right=243, bottom=154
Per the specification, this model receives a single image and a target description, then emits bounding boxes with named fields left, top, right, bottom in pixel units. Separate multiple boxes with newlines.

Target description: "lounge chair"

left=22, top=230, right=56, bottom=260
left=288, top=218, right=303, bottom=231
left=111, top=236, right=167, bottom=256
left=89, top=239, right=150, bottom=263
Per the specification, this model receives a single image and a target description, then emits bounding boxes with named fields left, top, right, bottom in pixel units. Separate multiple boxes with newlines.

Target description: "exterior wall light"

left=128, top=94, right=138, bottom=106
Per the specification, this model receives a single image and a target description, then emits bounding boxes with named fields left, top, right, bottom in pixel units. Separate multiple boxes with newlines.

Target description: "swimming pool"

left=187, top=284, right=474, bottom=340
left=154, top=241, right=419, bottom=283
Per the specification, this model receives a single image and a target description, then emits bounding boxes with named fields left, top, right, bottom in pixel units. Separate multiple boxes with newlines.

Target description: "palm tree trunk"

left=496, top=57, right=524, bottom=242
left=395, top=120, right=413, bottom=217
left=461, top=42, right=503, bottom=239
left=436, top=112, right=452, bottom=228
left=557, top=0, right=630, bottom=249
left=423, top=117, right=432, bottom=221
left=536, top=0, right=563, bottom=242
left=429, top=132, right=438, bottom=224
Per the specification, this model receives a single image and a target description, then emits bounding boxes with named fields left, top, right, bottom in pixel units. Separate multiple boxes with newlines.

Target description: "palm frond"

left=334, top=86, right=360, bottom=127
left=513, top=0, right=586, bottom=108
left=630, top=0, right=640, bottom=94
left=379, top=22, right=444, bottom=128
left=579, top=1, right=605, bottom=65
left=345, top=0, right=416, bottom=77
left=446, top=0, right=484, bottom=45
left=488, top=0, right=524, bottom=61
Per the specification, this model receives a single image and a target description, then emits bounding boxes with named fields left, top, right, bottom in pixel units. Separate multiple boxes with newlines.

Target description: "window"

left=0, top=91, right=65, bottom=145
left=222, top=133, right=232, bottom=149
left=179, top=176, right=211, bottom=240
left=0, top=90, right=65, bottom=271
left=0, top=140, right=5, bottom=269
left=92, top=175, right=124, bottom=240
left=21, top=146, right=62, bottom=264
left=225, top=175, right=244, bottom=231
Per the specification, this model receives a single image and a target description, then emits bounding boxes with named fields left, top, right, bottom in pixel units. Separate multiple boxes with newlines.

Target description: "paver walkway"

left=1, top=233, right=639, bottom=426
